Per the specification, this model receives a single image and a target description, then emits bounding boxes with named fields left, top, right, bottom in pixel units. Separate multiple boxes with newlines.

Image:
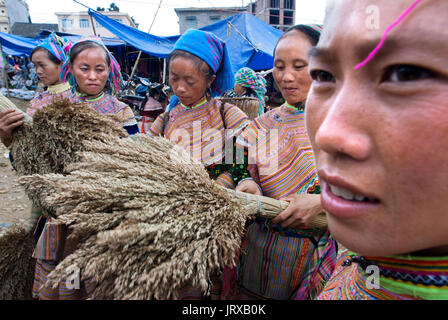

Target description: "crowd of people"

left=0, top=0, right=447, bottom=300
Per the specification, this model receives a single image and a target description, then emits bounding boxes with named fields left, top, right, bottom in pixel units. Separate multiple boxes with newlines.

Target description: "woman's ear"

left=207, top=74, right=217, bottom=89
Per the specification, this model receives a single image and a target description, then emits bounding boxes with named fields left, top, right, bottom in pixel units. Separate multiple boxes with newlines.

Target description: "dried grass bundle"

left=9, top=99, right=127, bottom=177
left=217, top=97, right=260, bottom=120
left=19, top=135, right=250, bottom=299
left=0, top=224, right=35, bottom=300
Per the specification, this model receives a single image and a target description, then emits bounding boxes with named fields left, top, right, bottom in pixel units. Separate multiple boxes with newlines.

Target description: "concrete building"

left=0, top=0, right=31, bottom=33
left=10, top=22, right=59, bottom=37
left=249, top=0, right=295, bottom=31
left=55, top=11, right=136, bottom=38
left=175, top=7, right=248, bottom=34
left=175, top=0, right=295, bottom=34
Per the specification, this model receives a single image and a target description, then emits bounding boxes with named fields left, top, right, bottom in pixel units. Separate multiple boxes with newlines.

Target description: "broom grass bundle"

left=1, top=96, right=327, bottom=299
left=0, top=223, right=35, bottom=300
left=217, top=97, right=260, bottom=120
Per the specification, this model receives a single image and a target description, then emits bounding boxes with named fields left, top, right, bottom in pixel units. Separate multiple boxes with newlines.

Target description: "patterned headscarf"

left=235, top=67, right=267, bottom=115
left=171, top=29, right=234, bottom=97
left=36, top=32, right=73, bottom=62
left=60, top=36, right=123, bottom=95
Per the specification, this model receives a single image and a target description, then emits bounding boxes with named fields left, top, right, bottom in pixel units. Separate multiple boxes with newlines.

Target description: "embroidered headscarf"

left=235, top=67, right=267, bottom=115
left=36, top=32, right=73, bottom=63
left=60, top=36, right=123, bottom=95
left=167, top=29, right=234, bottom=111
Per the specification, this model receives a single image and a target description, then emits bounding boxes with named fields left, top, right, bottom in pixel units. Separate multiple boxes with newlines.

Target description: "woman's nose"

left=314, top=87, right=373, bottom=161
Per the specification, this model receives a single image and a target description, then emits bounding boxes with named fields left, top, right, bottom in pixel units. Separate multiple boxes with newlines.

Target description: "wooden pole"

left=89, top=14, right=98, bottom=36
left=130, top=0, right=162, bottom=79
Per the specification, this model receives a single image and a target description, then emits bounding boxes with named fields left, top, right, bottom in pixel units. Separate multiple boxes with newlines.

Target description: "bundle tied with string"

left=0, top=95, right=327, bottom=299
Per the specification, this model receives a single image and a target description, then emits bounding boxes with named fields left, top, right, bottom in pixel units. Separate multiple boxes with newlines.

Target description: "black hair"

left=30, top=47, right=62, bottom=65
left=273, top=24, right=322, bottom=57
left=168, top=50, right=216, bottom=99
left=69, top=41, right=111, bottom=66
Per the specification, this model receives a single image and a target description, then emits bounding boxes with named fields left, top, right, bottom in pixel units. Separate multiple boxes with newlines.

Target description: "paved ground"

left=0, top=98, right=32, bottom=227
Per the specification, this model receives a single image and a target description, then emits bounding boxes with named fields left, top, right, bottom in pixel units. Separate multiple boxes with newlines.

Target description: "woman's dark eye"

left=382, top=65, right=434, bottom=82
left=310, top=70, right=335, bottom=83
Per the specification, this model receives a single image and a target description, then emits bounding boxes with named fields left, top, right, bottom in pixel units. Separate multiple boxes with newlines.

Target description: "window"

left=79, top=18, right=90, bottom=28
left=209, top=15, right=220, bottom=23
left=185, top=16, right=197, bottom=29
left=270, top=0, right=279, bottom=8
left=284, top=10, right=294, bottom=25
left=61, top=18, right=73, bottom=29
left=284, top=0, right=294, bottom=9
left=269, top=9, right=279, bottom=25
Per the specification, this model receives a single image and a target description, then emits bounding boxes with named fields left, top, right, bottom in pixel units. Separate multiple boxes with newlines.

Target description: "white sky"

left=27, top=0, right=327, bottom=36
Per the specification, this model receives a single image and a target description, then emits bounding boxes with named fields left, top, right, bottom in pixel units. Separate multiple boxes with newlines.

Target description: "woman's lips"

left=320, top=178, right=380, bottom=219
left=283, top=88, right=298, bottom=94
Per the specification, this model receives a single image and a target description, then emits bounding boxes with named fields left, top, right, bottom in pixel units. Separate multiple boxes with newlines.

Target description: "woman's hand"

left=271, top=194, right=322, bottom=229
left=0, top=110, right=24, bottom=147
left=235, top=178, right=262, bottom=196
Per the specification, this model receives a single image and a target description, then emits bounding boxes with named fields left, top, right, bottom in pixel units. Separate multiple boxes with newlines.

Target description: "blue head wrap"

left=36, top=32, right=72, bottom=63
left=167, top=29, right=234, bottom=111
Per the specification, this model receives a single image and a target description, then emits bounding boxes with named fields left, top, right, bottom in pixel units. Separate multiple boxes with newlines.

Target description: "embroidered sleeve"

left=148, top=113, right=165, bottom=137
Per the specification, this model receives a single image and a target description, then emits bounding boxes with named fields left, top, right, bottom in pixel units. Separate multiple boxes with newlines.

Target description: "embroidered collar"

left=75, top=90, right=105, bottom=102
left=180, top=97, right=208, bottom=110
left=349, top=252, right=448, bottom=300
left=284, top=102, right=305, bottom=114
left=47, top=82, right=71, bottom=95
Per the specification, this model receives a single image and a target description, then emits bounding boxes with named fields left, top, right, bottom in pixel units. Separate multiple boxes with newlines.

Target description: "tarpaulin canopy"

left=200, top=13, right=283, bottom=71
left=0, top=32, right=38, bottom=57
left=89, top=9, right=176, bottom=58
left=89, top=10, right=283, bottom=72
left=0, top=31, right=127, bottom=58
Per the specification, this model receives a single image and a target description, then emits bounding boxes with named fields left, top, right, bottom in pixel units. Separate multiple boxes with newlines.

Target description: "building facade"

left=249, top=0, right=295, bottom=31
left=0, top=0, right=31, bottom=33
left=55, top=11, right=136, bottom=38
left=175, top=1, right=295, bottom=34
left=175, top=7, right=248, bottom=34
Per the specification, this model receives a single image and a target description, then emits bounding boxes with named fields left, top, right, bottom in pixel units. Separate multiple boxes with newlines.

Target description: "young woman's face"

left=306, top=0, right=448, bottom=257
left=71, top=46, right=110, bottom=96
left=169, top=56, right=215, bottom=106
left=31, top=49, right=62, bottom=86
left=273, top=31, right=313, bottom=106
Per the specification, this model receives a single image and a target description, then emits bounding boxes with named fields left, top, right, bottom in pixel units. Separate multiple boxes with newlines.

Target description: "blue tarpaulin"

left=89, top=10, right=283, bottom=72
left=89, top=9, right=176, bottom=58
left=0, top=31, right=127, bottom=57
left=0, top=32, right=38, bottom=57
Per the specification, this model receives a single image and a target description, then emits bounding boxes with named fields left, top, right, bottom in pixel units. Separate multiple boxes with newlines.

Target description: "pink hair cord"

left=355, top=0, right=424, bottom=70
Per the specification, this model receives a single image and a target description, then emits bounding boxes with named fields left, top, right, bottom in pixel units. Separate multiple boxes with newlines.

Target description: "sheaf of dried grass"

left=9, top=99, right=127, bottom=177
left=19, top=134, right=248, bottom=299
left=0, top=224, right=35, bottom=300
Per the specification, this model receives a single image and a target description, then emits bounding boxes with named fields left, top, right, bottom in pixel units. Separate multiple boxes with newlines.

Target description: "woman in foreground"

left=306, top=0, right=448, bottom=299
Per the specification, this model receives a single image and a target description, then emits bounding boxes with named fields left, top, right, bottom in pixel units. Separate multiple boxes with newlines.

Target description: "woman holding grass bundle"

left=222, top=24, right=337, bottom=300
left=149, top=29, right=253, bottom=192
left=0, top=33, right=73, bottom=232
left=149, top=29, right=256, bottom=299
left=31, top=36, right=138, bottom=300
left=306, top=0, right=448, bottom=299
